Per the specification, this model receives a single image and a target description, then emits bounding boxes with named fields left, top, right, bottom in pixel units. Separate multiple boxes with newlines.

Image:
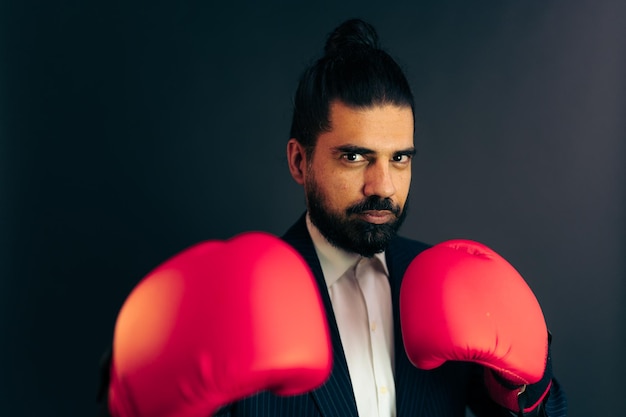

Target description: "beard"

left=306, top=177, right=408, bottom=258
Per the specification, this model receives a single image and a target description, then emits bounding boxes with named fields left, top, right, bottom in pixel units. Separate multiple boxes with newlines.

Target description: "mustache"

left=346, top=196, right=401, bottom=217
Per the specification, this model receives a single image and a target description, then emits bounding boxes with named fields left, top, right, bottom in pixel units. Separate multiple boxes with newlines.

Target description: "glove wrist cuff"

left=484, top=369, right=551, bottom=413
left=484, top=331, right=554, bottom=414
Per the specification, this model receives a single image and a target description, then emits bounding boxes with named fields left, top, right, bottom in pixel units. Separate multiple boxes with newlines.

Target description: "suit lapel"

left=282, top=214, right=359, bottom=417
left=386, top=236, right=432, bottom=416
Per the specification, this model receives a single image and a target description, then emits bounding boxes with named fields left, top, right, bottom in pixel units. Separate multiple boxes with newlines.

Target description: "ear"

left=287, top=138, right=307, bottom=185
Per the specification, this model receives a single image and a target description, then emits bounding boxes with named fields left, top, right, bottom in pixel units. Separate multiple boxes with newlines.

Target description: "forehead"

left=319, top=101, right=414, bottom=151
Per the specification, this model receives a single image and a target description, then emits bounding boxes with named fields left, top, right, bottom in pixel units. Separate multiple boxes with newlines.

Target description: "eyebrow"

left=333, top=145, right=417, bottom=157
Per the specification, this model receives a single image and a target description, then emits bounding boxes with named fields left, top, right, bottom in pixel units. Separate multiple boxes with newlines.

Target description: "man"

left=213, top=18, right=566, bottom=417
left=99, top=18, right=567, bottom=417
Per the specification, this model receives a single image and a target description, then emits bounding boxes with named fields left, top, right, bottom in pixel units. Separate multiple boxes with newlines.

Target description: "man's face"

left=292, top=101, right=415, bottom=257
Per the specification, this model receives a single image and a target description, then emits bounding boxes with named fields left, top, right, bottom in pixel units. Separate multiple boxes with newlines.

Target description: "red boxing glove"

left=108, top=232, right=332, bottom=417
left=400, top=239, right=550, bottom=412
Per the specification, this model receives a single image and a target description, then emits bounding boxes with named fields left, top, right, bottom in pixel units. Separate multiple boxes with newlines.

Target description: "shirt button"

left=371, top=321, right=377, bottom=332
left=379, top=386, right=388, bottom=395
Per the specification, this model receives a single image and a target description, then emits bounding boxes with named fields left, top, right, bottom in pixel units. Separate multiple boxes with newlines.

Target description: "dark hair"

left=289, top=19, right=414, bottom=155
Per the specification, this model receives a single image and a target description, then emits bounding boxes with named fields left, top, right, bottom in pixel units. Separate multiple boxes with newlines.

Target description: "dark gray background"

left=2, top=1, right=624, bottom=416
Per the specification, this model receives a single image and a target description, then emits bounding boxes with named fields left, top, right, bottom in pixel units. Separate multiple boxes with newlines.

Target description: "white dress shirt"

left=306, top=215, right=396, bottom=417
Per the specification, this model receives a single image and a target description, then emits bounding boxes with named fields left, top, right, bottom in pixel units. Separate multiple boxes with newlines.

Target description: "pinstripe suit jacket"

left=215, top=214, right=567, bottom=417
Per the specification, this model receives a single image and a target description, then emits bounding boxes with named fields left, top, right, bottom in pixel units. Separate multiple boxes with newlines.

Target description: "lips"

left=357, top=210, right=396, bottom=224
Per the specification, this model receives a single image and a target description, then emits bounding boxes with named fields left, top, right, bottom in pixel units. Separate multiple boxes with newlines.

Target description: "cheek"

left=327, top=180, right=357, bottom=208
left=323, top=175, right=364, bottom=210
left=395, top=172, right=412, bottom=201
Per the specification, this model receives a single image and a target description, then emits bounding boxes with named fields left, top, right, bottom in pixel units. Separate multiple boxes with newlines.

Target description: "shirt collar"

left=305, top=213, right=389, bottom=288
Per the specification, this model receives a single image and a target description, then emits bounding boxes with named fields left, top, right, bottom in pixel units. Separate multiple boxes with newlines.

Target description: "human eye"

left=341, top=152, right=366, bottom=163
left=392, top=153, right=412, bottom=164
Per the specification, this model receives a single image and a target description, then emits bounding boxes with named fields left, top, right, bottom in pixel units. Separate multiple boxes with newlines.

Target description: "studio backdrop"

left=1, top=1, right=624, bottom=416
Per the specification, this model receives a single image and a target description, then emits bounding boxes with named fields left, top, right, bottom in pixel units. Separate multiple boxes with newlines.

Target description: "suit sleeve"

left=95, top=348, right=113, bottom=417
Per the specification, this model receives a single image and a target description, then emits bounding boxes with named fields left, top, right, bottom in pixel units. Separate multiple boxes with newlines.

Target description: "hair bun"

left=324, top=19, right=380, bottom=56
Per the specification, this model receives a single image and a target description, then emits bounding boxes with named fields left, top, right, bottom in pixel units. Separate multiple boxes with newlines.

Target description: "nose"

left=363, top=161, right=396, bottom=198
